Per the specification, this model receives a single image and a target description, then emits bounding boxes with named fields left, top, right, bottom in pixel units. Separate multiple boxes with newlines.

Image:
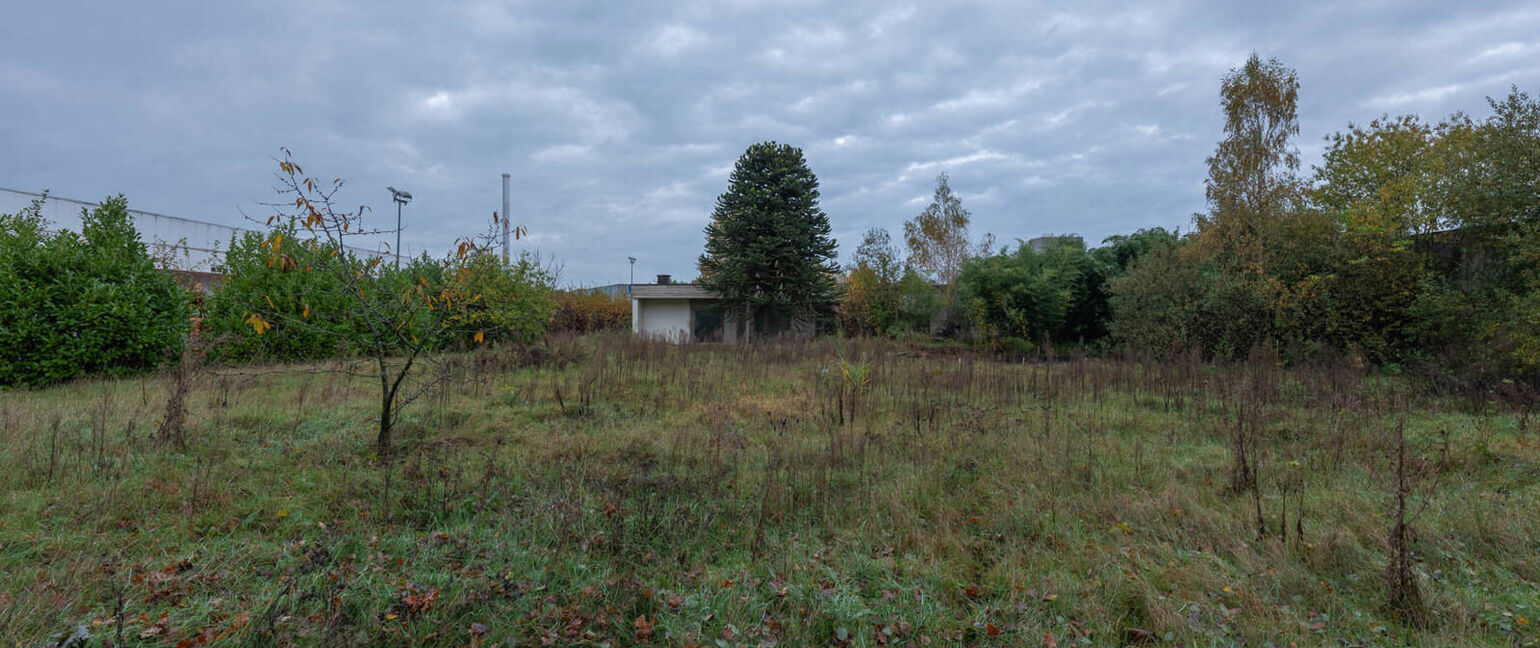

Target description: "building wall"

left=630, top=298, right=814, bottom=344
left=723, top=308, right=739, bottom=344
left=635, top=298, right=692, bottom=342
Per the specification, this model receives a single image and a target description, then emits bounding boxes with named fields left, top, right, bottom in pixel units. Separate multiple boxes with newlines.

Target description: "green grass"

left=1, top=334, right=1536, bottom=646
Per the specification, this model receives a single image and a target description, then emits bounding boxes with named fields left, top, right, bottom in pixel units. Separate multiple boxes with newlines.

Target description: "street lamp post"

left=628, top=256, right=636, bottom=296
left=387, top=186, right=412, bottom=267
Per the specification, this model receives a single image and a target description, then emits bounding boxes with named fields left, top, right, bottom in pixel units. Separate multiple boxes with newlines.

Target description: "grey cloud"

left=3, top=0, right=1538, bottom=285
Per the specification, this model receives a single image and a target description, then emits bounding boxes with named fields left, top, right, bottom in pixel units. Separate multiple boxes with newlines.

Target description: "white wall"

left=635, top=299, right=691, bottom=342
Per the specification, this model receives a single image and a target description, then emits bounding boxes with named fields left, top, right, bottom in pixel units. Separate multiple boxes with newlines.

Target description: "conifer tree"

left=699, top=142, right=838, bottom=337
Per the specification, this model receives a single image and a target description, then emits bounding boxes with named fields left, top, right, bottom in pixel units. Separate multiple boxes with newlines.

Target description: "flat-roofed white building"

left=630, top=276, right=736, bottom=343
left=630, top=275, right=817, bottom=343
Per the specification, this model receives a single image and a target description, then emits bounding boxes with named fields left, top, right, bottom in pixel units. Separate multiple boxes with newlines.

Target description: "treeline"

left=836, top=197, right=1178, bottom=355
left=0, top=164, right=632, bottom=389
left=841, top=56, right=1540, bottom=383
left=7, top=55, right=1536, bottom=389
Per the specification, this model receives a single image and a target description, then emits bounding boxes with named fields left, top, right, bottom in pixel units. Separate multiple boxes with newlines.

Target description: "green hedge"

left=0, top=195, right=189, bottom=387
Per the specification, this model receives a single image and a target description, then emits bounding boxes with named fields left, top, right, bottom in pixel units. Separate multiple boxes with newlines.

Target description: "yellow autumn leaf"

left=474, top=331, right=485, bottom=344
left=244, top=313, right=272, bottom=336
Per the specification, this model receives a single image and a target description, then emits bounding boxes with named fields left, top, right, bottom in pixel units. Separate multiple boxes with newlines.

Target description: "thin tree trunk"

left=376, top=350, right=420, bottom=454
left=377, top=392, right=392, bottom=454
left=377, top=355, right=393, bottom=453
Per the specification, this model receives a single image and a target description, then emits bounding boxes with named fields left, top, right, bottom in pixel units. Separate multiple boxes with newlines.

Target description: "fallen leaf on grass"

left=634, top=615, right=654, bottom=640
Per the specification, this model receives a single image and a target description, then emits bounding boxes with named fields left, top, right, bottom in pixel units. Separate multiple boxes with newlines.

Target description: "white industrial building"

left=630, top=276, right=737, bottom=343
left=629, top=275, right=817, bottom=344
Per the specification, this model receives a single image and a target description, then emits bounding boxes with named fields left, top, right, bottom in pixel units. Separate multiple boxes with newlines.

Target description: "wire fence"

left=0, top=186, right=401, bottom=271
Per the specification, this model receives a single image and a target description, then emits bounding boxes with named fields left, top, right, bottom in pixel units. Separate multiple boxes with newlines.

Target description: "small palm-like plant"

left=835, top=351, right=871, bottom=425
left=837, top=353, right=871, bottom=392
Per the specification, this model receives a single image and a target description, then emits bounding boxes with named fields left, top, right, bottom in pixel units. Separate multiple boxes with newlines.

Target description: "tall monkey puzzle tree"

left=699, top=142, right=838, bottom=339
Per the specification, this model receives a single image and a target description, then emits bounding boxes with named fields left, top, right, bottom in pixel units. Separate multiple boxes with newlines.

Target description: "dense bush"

left=894, top=269, right=941, bottom=335
left=550, top=290, right=631, bottom=334
left=448, top=251, right=557, bottom=346
left=202, top=224, right=372, bottom=361
left=837, top=266, right=893, bottom=336
left=957, top=243, right=1078, bottom=346
left=959, top=229, right=1175, bottom=350
left=1093, top=228, right=1182, bottom=272
left=839, top=267, right=943, bottom=338
left=1107, top=243, right=1203, bottom=355
left=1423, top=91, right=1540, bottom=380
left=204, top=225, right=554, bottom=363
left=0, top=195, right=189, bottom=387
left=837, top=228, right=905, bottom=336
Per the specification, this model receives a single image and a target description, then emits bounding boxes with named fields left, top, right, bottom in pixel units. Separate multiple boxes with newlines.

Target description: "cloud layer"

left=3, top=0, right=1538, bottom=285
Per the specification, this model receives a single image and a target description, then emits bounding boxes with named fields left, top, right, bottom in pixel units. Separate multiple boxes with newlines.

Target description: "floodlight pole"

left=628, top=256, right=636, bottom=296
left=388, top=186, right=411, bottom=268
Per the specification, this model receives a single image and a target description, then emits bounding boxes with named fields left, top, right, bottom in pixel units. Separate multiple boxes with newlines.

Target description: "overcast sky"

left=3, top=1, right=1538, bottom=285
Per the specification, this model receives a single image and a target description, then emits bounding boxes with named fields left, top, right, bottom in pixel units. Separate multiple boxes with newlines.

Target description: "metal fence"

left=0, top=186, right=400, bottom=271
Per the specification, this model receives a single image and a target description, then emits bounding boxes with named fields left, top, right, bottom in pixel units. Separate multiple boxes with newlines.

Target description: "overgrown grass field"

left=1, top=335, right=1536, bottom=646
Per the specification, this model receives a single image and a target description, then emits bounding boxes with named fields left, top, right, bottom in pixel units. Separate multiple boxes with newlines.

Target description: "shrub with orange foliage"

left=551, top=291, right=631, bottom=334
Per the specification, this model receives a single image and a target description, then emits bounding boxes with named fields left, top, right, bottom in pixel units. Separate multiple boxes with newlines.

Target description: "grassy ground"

left=1, top=334, right=1536, bottom=647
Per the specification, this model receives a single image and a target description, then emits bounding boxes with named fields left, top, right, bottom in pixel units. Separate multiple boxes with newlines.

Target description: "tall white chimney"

left=501, top=173, right=511, bottom=264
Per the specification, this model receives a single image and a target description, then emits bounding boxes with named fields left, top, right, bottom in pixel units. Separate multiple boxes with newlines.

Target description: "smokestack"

left=501, top=173, right=511, bottom=264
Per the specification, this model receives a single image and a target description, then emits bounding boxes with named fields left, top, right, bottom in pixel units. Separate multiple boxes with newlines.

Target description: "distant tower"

left=501, top=173, right=511, bottom=264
